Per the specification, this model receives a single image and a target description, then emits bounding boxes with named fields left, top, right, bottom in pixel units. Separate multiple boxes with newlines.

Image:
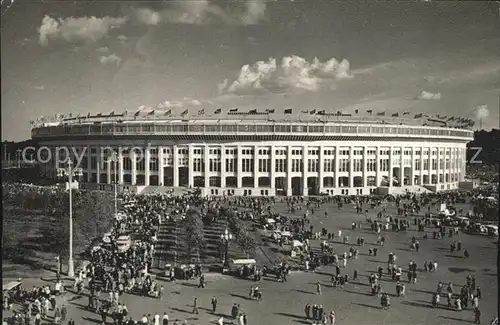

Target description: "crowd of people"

left=2, top=180, right=498, bottom=325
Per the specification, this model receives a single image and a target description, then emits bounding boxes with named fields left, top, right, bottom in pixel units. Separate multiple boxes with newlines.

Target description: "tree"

left=184, top=208, right=205, bottom=262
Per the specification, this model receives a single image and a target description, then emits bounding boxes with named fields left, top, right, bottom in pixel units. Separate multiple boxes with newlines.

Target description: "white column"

left=131, top=151, right=137, bottom=185
left=349, top=146, right=354, bottom=188
left=158, top=146, right=164, bottom=186
left=410, top=148, right=415, bottom=186
left=375, top=146, right=381, bottom=187
left=399, top=147, right=404, bottom=186
left=254, top=145, right=259, bottom=189
left=427, top=147, right=432, bottom=184
left=302, top=145, right=308, bottom=196
left=363, top=146, right=368, bottom=188
left=144, top=147, right=150, bottom=186
left=334, top=146, right=339, bottom=188
left=270, top=145, right=276, bottom=189
left=286, top=145, right=292, bottom=194
left=86, top=145, right=91, bottom=183
left=173, top=145, right=179, bottom=187
left=419, top=146, right=424, bottom=185
left=204, top=145, right=210, bottom=188
left=388, top=146, right=393, bottom=189
left=220, top=145, right=226, bottom=189
left=188, top=145, right=194, bottom=188
left=318, top=145, right=324, bottom=192
left=237, top=145, right=242, bottom=188
left=436, top=147, right=440, bottom=186
left=118, top=151, right=124, bottom=184
left=107, top=159, right=112, bottom=184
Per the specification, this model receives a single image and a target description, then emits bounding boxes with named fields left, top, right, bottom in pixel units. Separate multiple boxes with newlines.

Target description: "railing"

left=32, top=122, right=474, bottom=139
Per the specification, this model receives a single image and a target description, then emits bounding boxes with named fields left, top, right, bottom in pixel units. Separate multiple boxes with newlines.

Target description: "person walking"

left=192, top=297, right=199, bottom=314
left=61, top=304, right=67, bottom=322
left=316, top=282, right=322, bottom=295
left=211, top=297, right=218, bottom=314
left=162, top=312, right=169, bottom=325
left=329, top=311, right=335, bottom=325
left=473, top=307, right=481, bottom=324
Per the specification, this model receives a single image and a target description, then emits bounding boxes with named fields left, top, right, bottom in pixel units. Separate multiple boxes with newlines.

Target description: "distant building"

left=31, top=109, right=474, bottom=196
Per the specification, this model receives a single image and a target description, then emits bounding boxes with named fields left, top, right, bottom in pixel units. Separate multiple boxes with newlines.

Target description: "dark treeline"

left=466, top=129, right=500, bottom=165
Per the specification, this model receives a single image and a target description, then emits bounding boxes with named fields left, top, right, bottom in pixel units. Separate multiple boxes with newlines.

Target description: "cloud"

left=219, top=55, right=353, bottom=95
left=417, top=90, right=441, bottom=100
left=156, top=98, right=204, bottom=109
left=133, top=0, right=269, bottom=26
left=475, top=104, right=489, bottom=119
left=34, top=85, right=45, bottom=91
left=135, top=8, right=161, bottom=26
left=38, top=15, right=128, bottom=46
left=95, top=46, right=110, bottom=53
left=99, top=53, right=122, bottom=66
left=117, top=35, right=128, bottom=45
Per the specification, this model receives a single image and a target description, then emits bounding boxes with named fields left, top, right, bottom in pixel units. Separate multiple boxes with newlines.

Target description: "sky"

left=1, top=0, right=500, bottom=141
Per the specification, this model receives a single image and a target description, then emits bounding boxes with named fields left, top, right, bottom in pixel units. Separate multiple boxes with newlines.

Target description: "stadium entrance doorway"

left=291, top=177, right=302, bottom=196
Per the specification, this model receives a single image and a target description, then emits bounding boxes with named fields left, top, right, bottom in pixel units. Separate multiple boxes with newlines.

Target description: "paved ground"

left=3, top=199, right=498, bottom=325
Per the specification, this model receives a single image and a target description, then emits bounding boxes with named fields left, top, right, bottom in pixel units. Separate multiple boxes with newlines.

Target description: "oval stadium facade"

left=31, top=108, right=474, bottom=196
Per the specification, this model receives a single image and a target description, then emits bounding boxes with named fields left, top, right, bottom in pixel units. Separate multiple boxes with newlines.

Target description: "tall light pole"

left=16, top=148, right=22, bottom=168
left=220, top=228, right=233, bottom=269
left=108, top=152, right=118, bottom=217
left=57, top=159, right=83, bottom=278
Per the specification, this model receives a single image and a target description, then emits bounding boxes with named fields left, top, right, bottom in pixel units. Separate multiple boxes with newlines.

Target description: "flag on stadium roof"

left=354, top=109, right=359, bottom=114
left=336, top=110, right=342, bottom=116
left=377, top=112, right=385, bottom=116
left=134, top=111, right=140, bottom=117
left=284, top=109, right=293, bottom=114
left=148, top=110, right=155, bottom=115
left=414, top=113, right=423, bottom=118
left=248, top=109, right=257, bottom=114
left=403, top=111, right=410, bottom=115
left=96, top=113, right=102, bottom=117
left=229, top=108, right=238, bottom=112
left=181, top=109, right=188, bottom=116
left=366, top=109, right=373, bottom=114
left=392, top=113, right=399, bottom=117
left=310, top=109, right=316, bottom=115
left=214, top=108, right=221, bottom=114
left=301, top=109, right=309, bottom=113
left=266, top=109, right=275, bottom=113
left=317, top=110, right=325, bottom=115
left=198, top=108, right=205, bottom=115
left=109, top=111, right=115, bottom=116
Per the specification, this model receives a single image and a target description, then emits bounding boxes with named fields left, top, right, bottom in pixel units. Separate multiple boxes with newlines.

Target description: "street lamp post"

left=57, top=159, right=83, bottom=278
left=220, top=228, right=233, bottom=269
left=108, top=153, right=118, bottom=217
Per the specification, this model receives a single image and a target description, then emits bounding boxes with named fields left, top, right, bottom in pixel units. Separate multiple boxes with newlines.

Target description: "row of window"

left=63, top=156, right=464, bottom=173
left=64, top=147, right=466, bottom=158
left=35, top=123, right=473, bottom=138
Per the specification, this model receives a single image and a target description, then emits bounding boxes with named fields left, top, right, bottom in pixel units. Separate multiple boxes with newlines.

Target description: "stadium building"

left=31, top=108, right=474, bottom=196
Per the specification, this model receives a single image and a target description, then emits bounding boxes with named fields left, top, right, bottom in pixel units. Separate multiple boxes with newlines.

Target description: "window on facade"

left=242, top=158, right=253, bottom=172
left=353, top=159, right=363, bottom=172
left=307, top=159, right=318, bottom=172
left=225, top=158, right=236, bottom=172
left=291, top=159, right=302, bottom=172
left=209, top=159, right=221, bottom=172
left=432, top=159, right=437, bottom=170
left=379, top=159, right=389, bottom=171
left=149, top=157, right=158, bottom=171
left=414, top=160, right=421, bottom=170
left=367, top=159, right=376, bottom=172
left=275, top=159, right=286, bottom=172
left=258, top=159, right=270, bottom=172
left=424, top=160, right=429, bottom=170
left=339, top=159, right=349, bottom=172
left=324, top=159, right=335, bottom=172
left=193, top=158, right=203, bottom=172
